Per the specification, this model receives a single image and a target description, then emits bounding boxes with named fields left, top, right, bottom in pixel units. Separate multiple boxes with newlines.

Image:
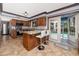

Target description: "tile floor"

left=0, top=35, right=78, bottom=56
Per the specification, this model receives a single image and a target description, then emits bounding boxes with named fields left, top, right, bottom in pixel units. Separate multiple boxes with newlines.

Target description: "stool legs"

left=38, top=38, right=45, bottom=50
left=43, top=36, right=49, bottom=45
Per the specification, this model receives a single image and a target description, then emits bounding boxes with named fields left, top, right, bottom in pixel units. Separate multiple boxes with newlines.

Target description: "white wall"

left=78, top=15, right=79, bottom=34
left=76, top=13, right=79, bottom=34
left=3, top=3, right=72, bottom=17
left=0, top=15, right=13, bottom=21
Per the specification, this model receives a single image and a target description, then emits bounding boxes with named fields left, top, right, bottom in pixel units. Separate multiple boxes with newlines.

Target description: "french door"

left=61, top=15, right=75, bottom=45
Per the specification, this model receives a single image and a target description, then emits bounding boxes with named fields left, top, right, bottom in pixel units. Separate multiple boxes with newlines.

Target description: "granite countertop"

left=23, top=31, right=41, bottom=35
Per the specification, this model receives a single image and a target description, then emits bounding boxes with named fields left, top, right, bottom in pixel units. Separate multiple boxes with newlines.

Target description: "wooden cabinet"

left=24, top=21, right=31, bottom=26
left=23, top=33, right=39, bottom=51
left=35, top=17, right=46, bottom=26
left=28, top=21, right=31, bottom=26
left=10, top=19, right=31, bottom=26
left=10, top=19, right=16, bottom=26
left=9, top=19, right=17, bottom=39
left=9, top=19, right=31, bottom=39
left=23, top=21, right=26, bottom=26
left=37, top=17, right=46, bottom=26
left=31, top=16, right=46, bottom=27
left=10, top=29, right=17, bottom=39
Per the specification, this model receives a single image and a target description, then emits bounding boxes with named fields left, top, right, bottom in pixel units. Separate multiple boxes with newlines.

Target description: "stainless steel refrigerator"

left=1, top=21, right=9, bottom=35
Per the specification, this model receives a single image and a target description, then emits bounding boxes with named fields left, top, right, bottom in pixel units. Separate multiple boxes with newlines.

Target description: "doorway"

left=61, top=15, right=76, bottom=48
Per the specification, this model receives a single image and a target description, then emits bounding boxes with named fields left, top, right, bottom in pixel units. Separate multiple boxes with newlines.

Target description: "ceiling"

left=3, top=3, right=73, bottom=17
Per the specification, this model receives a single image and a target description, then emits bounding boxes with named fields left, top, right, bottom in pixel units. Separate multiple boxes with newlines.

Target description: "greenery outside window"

left=69, top=17, right=75, bottom=35
left=50, top=21, right=58, bottom=33
left=61, top=17, right=68, bottom=34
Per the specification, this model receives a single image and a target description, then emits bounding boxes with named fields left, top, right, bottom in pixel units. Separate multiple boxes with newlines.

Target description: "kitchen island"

left=23, top=31, right=41, bottom=51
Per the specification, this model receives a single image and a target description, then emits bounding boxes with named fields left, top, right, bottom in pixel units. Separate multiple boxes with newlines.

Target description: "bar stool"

left=36, top=30, right=46, bottom=50
left=43, top=30, right=50, bottom=45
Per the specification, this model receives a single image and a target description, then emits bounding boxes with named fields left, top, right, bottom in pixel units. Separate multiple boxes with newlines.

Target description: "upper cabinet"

left=23, top=21, right=31, bottom=26
left=37, top=17, right=46, bottom=26
left=10, top=19, right=16, bottom=26
left=10, top=19, right=31, bottom=27
left=10, top=16, right=46, bottom=27
left=32, top=16, right=46, bottom=27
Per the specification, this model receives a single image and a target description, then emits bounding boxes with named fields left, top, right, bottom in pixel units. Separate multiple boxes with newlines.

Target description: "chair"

left=43, top=30, right=50, bottom=45
left=36, top=31, right=45, bottom=50
left=36, top=30, right=46, bottom=50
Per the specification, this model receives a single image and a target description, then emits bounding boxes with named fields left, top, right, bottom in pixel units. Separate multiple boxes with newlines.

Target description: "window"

left=61, top=17, right=68, bottom=34
left=61, top=16, right=75, bottom=35
left=32, top=20, right=37, bottom=27
left=50, top=21, right=58, bottom=33
left=69, top=17, right=75, bottom=35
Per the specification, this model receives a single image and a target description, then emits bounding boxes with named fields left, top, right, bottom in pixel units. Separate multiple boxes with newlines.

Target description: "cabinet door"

left=42, top=17, right=46, bottom=26
left=23, top=21, right=26, bottom=26
left=28, top=21, right=31, bottom=26
left=37, top=17, right=46, bottom=26
left=24, top=21, right=31, bottom=26
left=10, top=29, right=16, bottom=39
left=10, top=19, right=16, bottom=26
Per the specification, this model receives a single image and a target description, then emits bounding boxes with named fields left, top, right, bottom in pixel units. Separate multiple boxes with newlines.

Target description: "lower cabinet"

left=10, top=29, right=17, bottom=39
left=23, top=33, right=39, bottom=51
